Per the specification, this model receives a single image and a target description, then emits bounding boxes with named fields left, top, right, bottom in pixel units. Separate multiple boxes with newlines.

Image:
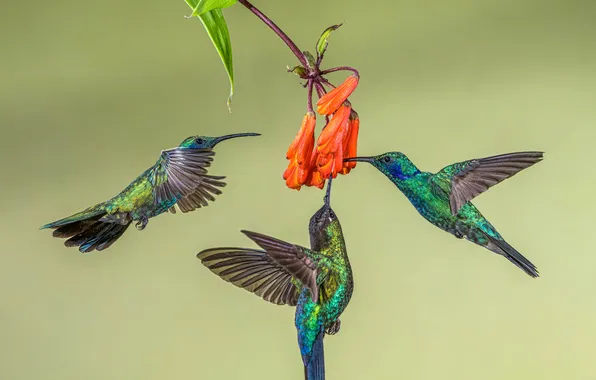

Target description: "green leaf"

left=188, top=0, right=237, bottom=16
left=316, top=24, right=342, bottom=57
left=189, top=8, right=235, bottom=111
left=287, top=65, right=307, bottom=78
left=303, top=51, right=316, bottom=68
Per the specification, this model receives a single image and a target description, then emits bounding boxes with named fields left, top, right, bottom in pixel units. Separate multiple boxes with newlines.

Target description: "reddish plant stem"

left=307, top=80, right=314, bottom=113
left=319, top=77, right=336, bottom=89
left=319, top=66, right=360, bottom=77
left=313, top=81, right=330, bottom=124
left=314, top=81, right=326, bottom=98
left=237, top=0, right=308, bottom=68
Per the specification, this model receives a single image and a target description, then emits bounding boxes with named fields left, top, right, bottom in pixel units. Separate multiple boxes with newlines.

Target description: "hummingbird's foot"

left=325, top=319, right=341, bottom=335
left=135, top=217, right=148, bottom=231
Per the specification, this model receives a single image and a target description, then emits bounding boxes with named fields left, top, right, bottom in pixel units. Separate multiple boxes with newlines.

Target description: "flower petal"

left=286, top=112, right=316, bottom=160
left=343, top=111, right=359, bottom=169
left=317, top=153, right=334, bottom=178
left=307, top=170, right=326, bottom=189
left=334, top=144, right=344, bottom=176
left=316, top=105, right=351, bottom=154
left=284, top=165, right=301, bottom=189
left=316, top=75, right=359, bottom=115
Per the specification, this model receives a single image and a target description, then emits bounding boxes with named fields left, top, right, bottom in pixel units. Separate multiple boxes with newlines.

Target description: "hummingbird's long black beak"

left=212, top=132, right=261, bottom=146
left=344, top=156, right=374, bottom=163
left=324, top=176, right=332, bottom=207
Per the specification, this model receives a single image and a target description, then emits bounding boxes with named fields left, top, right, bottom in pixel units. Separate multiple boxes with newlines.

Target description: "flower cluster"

left=284, top=75, right=360, bottom=190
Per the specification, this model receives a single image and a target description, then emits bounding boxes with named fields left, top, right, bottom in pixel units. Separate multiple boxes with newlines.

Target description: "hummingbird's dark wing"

left=242, top=230, right=322, bottom=303
left=150, top=148, right=227, bottom=213
left=197, top=248, right=301, bottom=306
left=431, top=151, right=543, bottom=215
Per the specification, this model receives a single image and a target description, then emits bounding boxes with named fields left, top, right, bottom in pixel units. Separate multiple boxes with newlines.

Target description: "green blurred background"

left=2, top=0, right=595, bottom=379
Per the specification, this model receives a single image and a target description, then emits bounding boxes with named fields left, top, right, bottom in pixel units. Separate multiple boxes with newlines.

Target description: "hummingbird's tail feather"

left=487, top=237, right=539, bottom=278
left=42, top=202, right=131, bottom=253
left=304, top=332, right=325, bottom=380
left=64, top=221, right=130, bottom=253
left=60, top=221, right=130, bottom=253
left=41, top=203, right=108, bottom=229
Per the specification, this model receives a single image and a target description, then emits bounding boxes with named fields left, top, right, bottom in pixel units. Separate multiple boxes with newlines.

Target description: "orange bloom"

left=306, top=172, right=326, bottom=189
left=316, top=75, right=359, bottom=115
left=283, top=88, right=361, bottom=190
left=286, top=112, right=316, bottom=164
left=283, top=112, right=316, bottom=189
left=341, top=110, right=359, bottom=174
left=306, top=149, right=326, bottom=189
left=312, top=104, right=351, bottom=179
left=316, top=105, right=351, bottom=155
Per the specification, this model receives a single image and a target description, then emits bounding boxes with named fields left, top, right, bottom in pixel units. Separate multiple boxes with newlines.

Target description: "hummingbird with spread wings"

left=345, top=151, right=543, bottom=277
left=41, top=133, right=260, bottom=253
left=197, top=178, right=352, bottom=380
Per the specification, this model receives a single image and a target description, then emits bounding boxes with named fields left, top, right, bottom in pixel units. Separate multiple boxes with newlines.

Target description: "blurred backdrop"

left=1, top=0, right=595, bottom=379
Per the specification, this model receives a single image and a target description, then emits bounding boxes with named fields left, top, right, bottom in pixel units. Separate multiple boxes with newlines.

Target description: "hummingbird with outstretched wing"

left=197, top=178, right=352, bottom=380
left=345, top=151, right=543, bottom=277
left=41, top=133, right=260, bottom=253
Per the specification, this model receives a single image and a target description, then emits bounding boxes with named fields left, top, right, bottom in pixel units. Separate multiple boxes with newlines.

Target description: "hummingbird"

left=41, top=133, right=260, bottom=253
left=345, top=151, right=543, bottom=277
left=197, top=178, right=353, bottom=380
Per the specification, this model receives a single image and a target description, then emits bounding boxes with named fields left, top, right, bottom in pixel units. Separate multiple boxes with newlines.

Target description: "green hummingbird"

left=345, top=151, right=543, bottom=277
left=197, top=178, right=353, bottom=380
left=41, top=133, right=260, bottom=253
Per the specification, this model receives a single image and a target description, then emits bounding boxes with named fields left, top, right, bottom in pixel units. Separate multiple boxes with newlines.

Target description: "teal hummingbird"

left=197, top=178, right=353, bottom=380
left=41, top=133, right=260, bottom=253
left=345, top=151, right=543, bottom=277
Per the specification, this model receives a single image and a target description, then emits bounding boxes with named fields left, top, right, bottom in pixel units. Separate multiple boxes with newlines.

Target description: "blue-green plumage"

left=346, top=151, right=543, bottom=277
left=41, top=133, right=260, bottom=253
left=197, top=179, right=352, bottom=380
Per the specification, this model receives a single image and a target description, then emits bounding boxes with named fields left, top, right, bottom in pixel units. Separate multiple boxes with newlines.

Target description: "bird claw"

left=326, top=319, right=341, bottom=335
left=135, top=218, right=148, bottom=231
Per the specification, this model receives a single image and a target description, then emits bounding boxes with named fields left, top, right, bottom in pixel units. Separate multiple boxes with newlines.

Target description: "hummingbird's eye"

left=383, top=156, right=391, bottom=163
left=329, top=211, right=336, bottom=220
left=195, top=138, right=204, bottom=145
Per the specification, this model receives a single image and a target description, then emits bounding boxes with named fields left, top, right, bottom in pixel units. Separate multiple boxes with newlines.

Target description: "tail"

left=304, top=332, right=325, bottom=380
left=41, top=203, right=130, bottom=253
left=487, top=237, right=539, bottom=278
left=41, top=203, right=107, bottom=229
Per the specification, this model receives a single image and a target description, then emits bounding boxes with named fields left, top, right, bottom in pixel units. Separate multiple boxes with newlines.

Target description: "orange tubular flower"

left=316, top=75, right=359, bottom=115
left=316, top=105, right=351, bottom=155
left=283, top=112, right=316, bottom=189
left=341, top=110, right=359, bottom=174
left=313, top=104, right=351, bottom=179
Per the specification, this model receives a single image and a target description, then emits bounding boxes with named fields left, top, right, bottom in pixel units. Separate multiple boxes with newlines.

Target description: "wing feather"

left=432, top=152, right=543, bottom=215
left=197, top=248, right=301, bottom=306
left=152, top=148, right=227, bottom=213
left=241, top=230, right=321, bottom=302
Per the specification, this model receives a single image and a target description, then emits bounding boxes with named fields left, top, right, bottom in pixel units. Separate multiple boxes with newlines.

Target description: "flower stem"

left=237, top=0, right=308, bottom=68
left=319, top=77, right=335, bottom=89
left=319, top=66, right=360, bottom=77
left=314, top=81, right=327, bottom=98
left=307, top=80, right=314, bottom=113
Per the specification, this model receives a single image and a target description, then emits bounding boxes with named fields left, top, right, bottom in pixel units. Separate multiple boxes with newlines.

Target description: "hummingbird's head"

left=344, top=152, right=420, bottom=180
left=179, top=132, right=261, bottom=149
left=309, top=177, right=342, bottom=249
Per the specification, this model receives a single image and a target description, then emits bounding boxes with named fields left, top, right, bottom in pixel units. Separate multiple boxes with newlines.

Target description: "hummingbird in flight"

left=41, top=133, right=260, bottom=253
left=197, top=178, right=353, bottom=380
left=345, top=151, right=543, bottom=277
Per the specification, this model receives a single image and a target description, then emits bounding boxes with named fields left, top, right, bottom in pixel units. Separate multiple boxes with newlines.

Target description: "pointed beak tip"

left=214, top=132, right=261, bottom=145
left=227, top=132, right=261, bottom=139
